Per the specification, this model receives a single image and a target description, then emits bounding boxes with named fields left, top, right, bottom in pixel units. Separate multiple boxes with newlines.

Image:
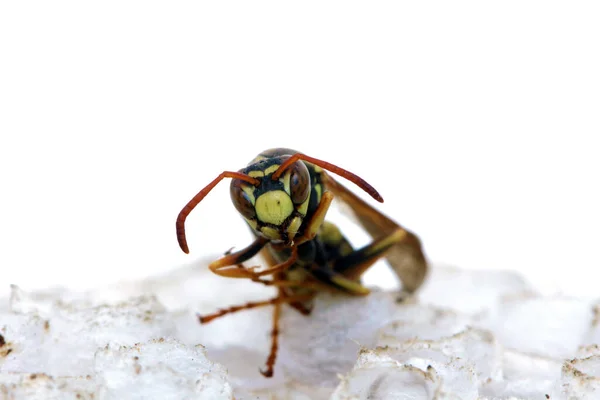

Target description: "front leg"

left=211, top=238, right=299, bottom=279
left=294, top=191, right=334, bottom=245
left=208, top=236, right=268, bottom=278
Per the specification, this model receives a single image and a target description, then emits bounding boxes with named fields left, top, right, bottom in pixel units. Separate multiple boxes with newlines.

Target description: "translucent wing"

left=322, top=172, right=428, bottom=294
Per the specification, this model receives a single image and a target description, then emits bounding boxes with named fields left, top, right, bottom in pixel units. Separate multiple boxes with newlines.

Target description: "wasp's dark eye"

left=289, top=161, right=310, bottom=204
left=230, top=179, right=256, bottom=219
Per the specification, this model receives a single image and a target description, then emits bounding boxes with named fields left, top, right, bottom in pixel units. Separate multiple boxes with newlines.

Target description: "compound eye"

left=289, top=161, right=310, bottom=204
left=230, top=179, right=256, bottom=219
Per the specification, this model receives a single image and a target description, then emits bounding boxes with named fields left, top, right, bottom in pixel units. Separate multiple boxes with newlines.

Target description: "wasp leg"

left=252, top=246, right=299, bottom=277
left=251, top=279, right=315, bottom=315
left=252, top=248, right=314, bottom=317
left=219, top=246, right=299, bottom=280
left=322, top=172, right=428, bottom=294
left=294, top=191, right=334, bottom=245
left=221, top=248, right=261, bottom=273
left=333, top=228, right=409, bottom=281
left=251, top=276, right=324, bottom=290
left=261, top=289, right=282, bottom=377
left=208, top=237, right=268, bottom=278
left=220, top=241, right=298, bottom=279
left=288, top=301, right=313, bottom=316
left=309, top=265, right=372, bottom=296
left=301, top=229, right=412, bottom=297
left=259, top=289, right=317, bottom=377
left=198, top=292, right=314, bottom=324
left=253, top=274, right=315, bottom=316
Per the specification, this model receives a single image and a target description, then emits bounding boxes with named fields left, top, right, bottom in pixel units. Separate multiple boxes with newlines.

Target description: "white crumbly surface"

left=1, top=259, right=600, bottom=399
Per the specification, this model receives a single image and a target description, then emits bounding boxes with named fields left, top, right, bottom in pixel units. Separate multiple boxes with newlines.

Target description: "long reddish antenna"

left=176, top=171, right=260, bottom=253
left=271, top=153, right=383, bottom=202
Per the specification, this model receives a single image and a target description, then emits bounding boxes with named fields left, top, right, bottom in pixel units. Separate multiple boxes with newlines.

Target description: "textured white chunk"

left=0, top=373, right=95, bottom=400
left=479, top=379, right=555, bottom=400
left=1, top=260, right=599, bottom=399
left=581, top=303, right=600, bottom=347
left=502, top=349, right=562, bottom=381
left=378, top=303, right=476, bottom=342
left=330, top=358, right=437, bottom=400
left=561, top=356, right=600, bottom=398
left=332, top=349, right=479, bottom=400
left=490, top=294, right=593, bottom=359
left=0, top=280, right=233, bottom=399
left=417, top=266, right=532, bottom=315
left=376, top=328, right=502, bottom=383
left=278, top=290, right=397, bottom=387
left=5, top=287, right=173, bottom=377
left=94, top=338, right=233, bottom=399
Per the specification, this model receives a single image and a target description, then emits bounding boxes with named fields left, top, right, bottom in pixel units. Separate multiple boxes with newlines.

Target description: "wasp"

left=176, top=148, right=427, bottom=377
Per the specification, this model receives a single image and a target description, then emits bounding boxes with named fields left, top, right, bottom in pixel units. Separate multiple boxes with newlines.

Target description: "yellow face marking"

left=282, top=171, right=291, bottom=196
left=264, top=164, right=280, bottom=176
left=255, top=190, right=294, bottom=225
left=250, top=155, right=267, bottom=164
left=312, top=165, right=323, bottom=173
left=241, top=185, right=256, bottom=205
left=297, top=197, right=309, bottom=216
left=314, top=183, right=322, bottom=204
left=287, top=216, right=303, bottom=241
left=261, top=226, right=281, bottom=240
left=248, top=170, right=264, bottom=178
left=244, top=218, right=258, bottom=231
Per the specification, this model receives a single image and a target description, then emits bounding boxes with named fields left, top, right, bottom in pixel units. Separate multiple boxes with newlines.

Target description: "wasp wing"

left=322, top=172, right=428, bottom=294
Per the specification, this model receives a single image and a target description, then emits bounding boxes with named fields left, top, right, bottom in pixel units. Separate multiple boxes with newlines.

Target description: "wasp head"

left=230, top=156, right=311, bottom=244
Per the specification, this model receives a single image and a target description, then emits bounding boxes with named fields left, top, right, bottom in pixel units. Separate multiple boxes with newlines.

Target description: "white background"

left=1, top=2, right=598, bottom=296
